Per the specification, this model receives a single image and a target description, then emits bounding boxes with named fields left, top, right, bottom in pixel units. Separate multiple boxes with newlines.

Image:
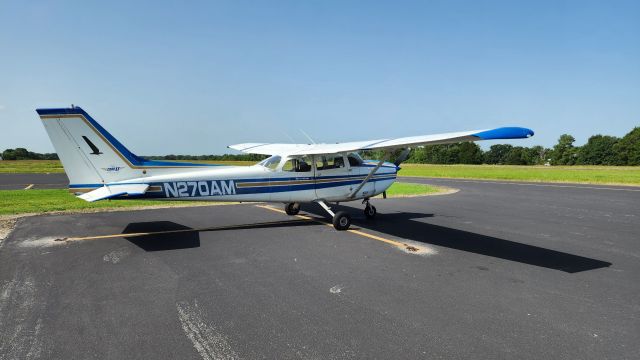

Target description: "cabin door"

left=314, top=154, right=353, bottom=201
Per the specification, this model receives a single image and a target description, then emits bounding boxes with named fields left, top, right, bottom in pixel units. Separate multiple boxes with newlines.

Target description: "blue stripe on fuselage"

left=69, top=171, right=397, bottom=188
left=71, top=174, right=397, bottom=199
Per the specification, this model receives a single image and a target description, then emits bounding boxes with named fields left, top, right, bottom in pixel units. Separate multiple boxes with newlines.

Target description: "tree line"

left=3, top=127, right=638, bottom=165
left=1, top=148, right=59, bottom=160
left=0, top=148, right=264, bottom=162
left=366, top=127, right=640, bottom=166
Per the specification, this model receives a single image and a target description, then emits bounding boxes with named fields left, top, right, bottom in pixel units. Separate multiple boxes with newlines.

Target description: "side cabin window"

left=316, top=155, right=345, bottom=170
left=259, top=155, right=281, bottom=171
left=347, top=152, right=364, bottom=167
left=283, top=156, right=312, bottom=172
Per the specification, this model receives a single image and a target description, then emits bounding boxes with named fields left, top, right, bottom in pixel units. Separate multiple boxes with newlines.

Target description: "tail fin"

left=36, top=106, right=215, bottom=190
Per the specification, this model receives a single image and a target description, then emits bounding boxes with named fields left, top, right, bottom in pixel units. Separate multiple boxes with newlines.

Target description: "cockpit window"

left=347, top=152, right=364, bottom=166
left=258, top=155, right=281, bottom=171
left=283, top=156, right=312, bottom=172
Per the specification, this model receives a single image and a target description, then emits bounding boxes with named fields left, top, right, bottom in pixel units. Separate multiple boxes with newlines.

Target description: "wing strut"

left=348, top=152, right=390, bottom=199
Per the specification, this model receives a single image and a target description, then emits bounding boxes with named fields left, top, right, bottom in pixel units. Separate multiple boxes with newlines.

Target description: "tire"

left=364, top=205, right=377, bottom=219
left=332, top=211, right=351, bottom=231
left=285, top=203, right=300, bottom=215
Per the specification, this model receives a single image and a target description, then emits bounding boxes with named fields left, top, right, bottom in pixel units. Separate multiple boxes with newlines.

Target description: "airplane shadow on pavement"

left=122, top=219, right=317, bottom=252
left=299, top=204, right=612, bottom=273
left=123, top=221, right=200, bottom=251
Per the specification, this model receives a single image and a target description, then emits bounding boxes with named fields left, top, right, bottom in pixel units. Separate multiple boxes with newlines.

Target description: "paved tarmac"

left=1, top=176, right=639, bottom=359
left=0, top=173, right=68, bottom=190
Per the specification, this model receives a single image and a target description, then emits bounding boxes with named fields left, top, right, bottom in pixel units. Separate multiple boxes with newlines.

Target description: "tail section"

left=37, top=106, right=216, bottom=191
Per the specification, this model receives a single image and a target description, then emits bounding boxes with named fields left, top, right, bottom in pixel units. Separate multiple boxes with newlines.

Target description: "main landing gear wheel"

left=285, top=202, right=300, bottom=215
left=332, top=211, right=351, bottom=231
left=364, top=204, right=377, bottom=219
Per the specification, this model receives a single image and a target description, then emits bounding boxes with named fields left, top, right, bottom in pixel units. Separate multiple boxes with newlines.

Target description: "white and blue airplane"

left=37, top=106, right=534, bottom=230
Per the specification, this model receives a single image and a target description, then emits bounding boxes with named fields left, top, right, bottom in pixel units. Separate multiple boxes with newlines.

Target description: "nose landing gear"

left=363, top=200, right=377, bottom=219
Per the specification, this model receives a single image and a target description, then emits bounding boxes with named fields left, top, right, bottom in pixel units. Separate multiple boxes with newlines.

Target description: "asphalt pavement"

left=1, top=175, right=639, bottom=359
left=0, top=173, right=68, bottom=190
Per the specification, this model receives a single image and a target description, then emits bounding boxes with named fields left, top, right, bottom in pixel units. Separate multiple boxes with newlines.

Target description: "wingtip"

left=473, top=127, right=535, bottom=140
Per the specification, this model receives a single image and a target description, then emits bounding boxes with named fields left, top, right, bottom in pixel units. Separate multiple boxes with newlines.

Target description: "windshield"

left=257, top=155, right=281, bottom=170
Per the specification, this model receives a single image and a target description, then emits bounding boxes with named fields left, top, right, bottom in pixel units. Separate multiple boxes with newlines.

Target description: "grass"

left=2, top=160, right=638, bottom=186
left=0, top=183, right=442, bottom=216
left=399, top=164, right=640, bottom=186
left=0, top=189, right=211, bottom=216
left=0, top=160, right=66, bottom=173
left=381, top=182, right=441, bottom=197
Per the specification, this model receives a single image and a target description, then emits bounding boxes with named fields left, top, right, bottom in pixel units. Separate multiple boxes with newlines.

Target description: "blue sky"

left=1, top=0, right=638, bottom=154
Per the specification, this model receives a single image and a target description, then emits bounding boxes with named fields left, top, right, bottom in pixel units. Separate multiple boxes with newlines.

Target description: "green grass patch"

left=0, top=160, right=66, bottom=173
left=0, top=189, right=211, bottom=216
left=380, top=182, right=441, bottom=197
left=3, top=160, right=638, bottom=186
left=399, top=164, right=640, bottom=186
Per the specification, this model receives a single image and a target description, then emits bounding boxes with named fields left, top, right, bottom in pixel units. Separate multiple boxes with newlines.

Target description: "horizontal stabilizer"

left=78, top=184, right=149, bottom=202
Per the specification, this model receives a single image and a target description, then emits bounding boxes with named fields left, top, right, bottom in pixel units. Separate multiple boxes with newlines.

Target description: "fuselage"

left=71, top=153, right=398, bottom=203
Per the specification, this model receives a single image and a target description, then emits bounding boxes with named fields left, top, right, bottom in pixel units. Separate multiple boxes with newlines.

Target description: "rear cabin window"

left=283, top=156, right=312, bottom=172
left=316, top=155, right=345, bottom=170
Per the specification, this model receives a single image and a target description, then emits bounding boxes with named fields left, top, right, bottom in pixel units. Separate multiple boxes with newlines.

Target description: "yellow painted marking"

left=254, top=204, right=415, bottom=251
left=57, top=204, right=421, bottom=254
left=24, top=184, right=34, bottom=190
left=61, top=219, right=310, bottom=242
left=346, top=229, right=406, bottom=247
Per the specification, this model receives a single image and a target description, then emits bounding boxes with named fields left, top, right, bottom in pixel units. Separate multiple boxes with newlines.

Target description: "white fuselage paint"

left=111, top=156, right=398, bottom=203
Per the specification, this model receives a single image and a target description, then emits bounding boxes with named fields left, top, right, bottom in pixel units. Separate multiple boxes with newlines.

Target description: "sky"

left=1, top=0, right=639, bottom=155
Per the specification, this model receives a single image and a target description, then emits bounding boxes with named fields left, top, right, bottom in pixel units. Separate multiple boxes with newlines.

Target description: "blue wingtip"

left=472, top=127, right=534, bottom=140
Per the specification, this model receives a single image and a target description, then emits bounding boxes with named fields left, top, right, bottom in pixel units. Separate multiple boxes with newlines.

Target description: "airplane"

left=37, top=106, right=534, bottom=230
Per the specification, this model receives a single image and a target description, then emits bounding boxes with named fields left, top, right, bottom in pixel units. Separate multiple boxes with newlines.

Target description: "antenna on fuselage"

left=282, top=131, right=296, bottom=144
left=299, top=129, right=316, bottom=144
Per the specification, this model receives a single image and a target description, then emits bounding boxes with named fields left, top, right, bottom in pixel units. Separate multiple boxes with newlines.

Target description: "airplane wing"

left=78, top=184, right=149, bottom=202
left=228, top=127, right=534, bottom=155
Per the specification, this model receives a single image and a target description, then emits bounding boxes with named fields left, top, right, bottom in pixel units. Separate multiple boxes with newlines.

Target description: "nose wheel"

left=363, top=201, right=377, bottom=219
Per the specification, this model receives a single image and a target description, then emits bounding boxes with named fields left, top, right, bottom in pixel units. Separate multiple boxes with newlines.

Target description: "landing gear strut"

left=285, top=202, right=300, bottom=215
left=317, top=201, right=351, bottom=231
left=363, top=200, right=376, bottom=219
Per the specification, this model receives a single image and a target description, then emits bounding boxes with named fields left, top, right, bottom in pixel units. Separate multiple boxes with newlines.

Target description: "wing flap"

left=78, top=184, right=149, bottom=202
